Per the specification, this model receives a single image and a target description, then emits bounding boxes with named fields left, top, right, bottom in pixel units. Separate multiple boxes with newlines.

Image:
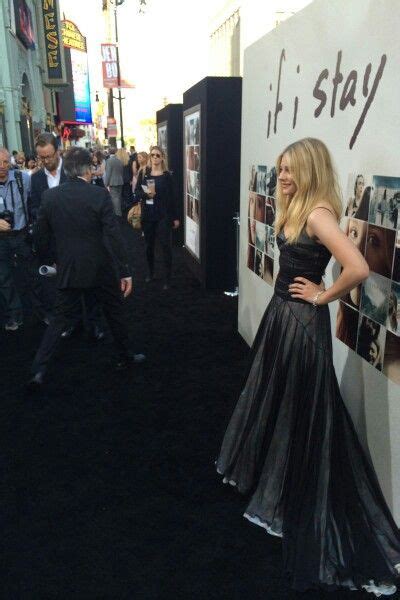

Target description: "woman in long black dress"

left=217, top=138, right=400, bottom=596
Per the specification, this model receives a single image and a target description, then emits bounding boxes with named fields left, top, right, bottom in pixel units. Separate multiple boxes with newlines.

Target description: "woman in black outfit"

left=217, top=138, right=400, bottom=596
left=134, top=146, right=179, bottom=289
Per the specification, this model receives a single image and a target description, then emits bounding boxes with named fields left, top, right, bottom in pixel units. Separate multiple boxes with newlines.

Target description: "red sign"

left=101, top=43, right=135, bottom=89
left=101, top=43, right=118, bottom=88
left=107, top=117, right=117, bottom=138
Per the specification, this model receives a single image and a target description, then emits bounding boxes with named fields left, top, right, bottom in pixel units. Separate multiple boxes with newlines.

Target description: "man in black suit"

left=28, top=147, right=145, bottom=389
left=31, top=133, right=103, bottom=339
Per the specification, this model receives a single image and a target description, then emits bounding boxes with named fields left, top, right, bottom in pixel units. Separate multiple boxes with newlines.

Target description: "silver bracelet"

left=312, top=290, right=324, bottom=307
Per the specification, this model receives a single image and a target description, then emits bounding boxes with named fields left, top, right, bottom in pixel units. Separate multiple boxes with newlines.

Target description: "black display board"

left=183, top=77, right=242, bottom=290
left=156, top=104, right=183, bottom=246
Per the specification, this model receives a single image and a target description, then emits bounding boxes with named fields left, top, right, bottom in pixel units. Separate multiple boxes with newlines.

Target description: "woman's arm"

left=133, top=169, right=148, bottom=202
left=289, top=208, right=369, bottom=305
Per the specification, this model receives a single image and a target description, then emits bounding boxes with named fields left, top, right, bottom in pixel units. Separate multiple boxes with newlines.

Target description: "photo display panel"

left=184, top=106, right=201, bottom=260
left=247, top=165, right=277, bottom=285
left=336, top=174, right=400, bottom=383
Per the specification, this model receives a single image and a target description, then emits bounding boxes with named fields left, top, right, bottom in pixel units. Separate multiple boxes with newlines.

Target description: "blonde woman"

left=134, top=145, right=179, bottom=289
left=217, top=138, right=400, bottom=596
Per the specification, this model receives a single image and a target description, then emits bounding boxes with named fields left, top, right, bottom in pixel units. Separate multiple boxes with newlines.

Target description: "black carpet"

left=1, top=224, right=380, bottom=599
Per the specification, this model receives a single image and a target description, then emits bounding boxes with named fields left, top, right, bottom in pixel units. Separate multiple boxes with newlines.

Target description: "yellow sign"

left=61, top=20, right=87, bottom=52
left=41, top=0, right=65, bottom=83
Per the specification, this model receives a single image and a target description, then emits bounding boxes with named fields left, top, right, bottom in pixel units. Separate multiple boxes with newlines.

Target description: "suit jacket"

left=34, top=179, right=131, bottom=289
left=103, top=155, right=124, bottom=187
left=29, top=164, right=68, bottom=220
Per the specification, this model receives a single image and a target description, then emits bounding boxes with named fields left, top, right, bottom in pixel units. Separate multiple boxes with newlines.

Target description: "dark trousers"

left=31, top=281, right=131, bottom=375
left=0, top=232, right=49, bottom=325
left=142, top=219, right=172, bottom=280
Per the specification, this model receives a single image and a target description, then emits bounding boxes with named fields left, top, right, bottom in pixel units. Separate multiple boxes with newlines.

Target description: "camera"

left=0, top=209, right=14, bottom=229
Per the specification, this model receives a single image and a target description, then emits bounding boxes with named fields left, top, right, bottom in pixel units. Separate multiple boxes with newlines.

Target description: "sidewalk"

left=1, top=224, right=364, bottom=599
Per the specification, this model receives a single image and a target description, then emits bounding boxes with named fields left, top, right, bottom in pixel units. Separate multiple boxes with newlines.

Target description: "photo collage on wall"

left=247, top=165, right=277, bottom=285
left=336, top=173, right=400, bottom=384
left=184, top=109, right=200, bottom=259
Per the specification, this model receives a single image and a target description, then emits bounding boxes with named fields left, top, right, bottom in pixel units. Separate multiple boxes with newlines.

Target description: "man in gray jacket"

left=104, top=147, right=123, bottom=216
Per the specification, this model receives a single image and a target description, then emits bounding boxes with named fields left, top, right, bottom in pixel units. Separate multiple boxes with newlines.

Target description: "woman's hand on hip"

left=288, top=277, right=325, bottom=304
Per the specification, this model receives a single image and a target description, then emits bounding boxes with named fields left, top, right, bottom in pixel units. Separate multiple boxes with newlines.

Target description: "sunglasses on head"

left=151, top=152, right=161, bottom=158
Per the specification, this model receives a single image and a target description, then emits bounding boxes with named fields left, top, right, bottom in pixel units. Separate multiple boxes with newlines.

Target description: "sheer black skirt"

left=216, top=295, right=400, bottom=595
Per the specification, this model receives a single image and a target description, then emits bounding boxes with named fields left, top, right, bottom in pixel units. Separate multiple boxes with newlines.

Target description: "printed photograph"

left=248, top=218, right=256, bottom=246
left=341, top=218, right=368, bottom=308
left=248, top=191, right=257, bottom=220
left=386, top=281, right=400, bottom=336
left=266, top=166, right=277, bottom=198
left=356, top=315, right=386, bottom=372
left=383, top=330, right=400, bottom=385
left=255, top=194, right=266, bottom=223
left=255, top=249, right=263, bottom=278
left=369, top=175, right=400, bottom=229
left=364, top=224, right=395, bottom=279
left=392, top=230, right=400, bottom=283
left=157, top=124, right=167, bottom=159
left=265, top=225, right=275, bottom=259
left=344, top=173, right=372, bottom=221
left=185, top=110, right=200, bottom=146
left=192, top=198, right=200, bottom=224
left=336, top=301, right=360, bottom=352
left=247, top=244, right=255, bottom=270
left=186, top=146, right=200, bottom=171
left=187, top=170, right=196, bottom=197
left=262, top=254, right=274, bottom=285
left=249, top=165, right=257, bottom=192
left=265, top=196, right=276, bottom=226
left=186, top=194, right=193, bottom=219
left=360, top=272, right=391, bottom=326
left=194, top=171, right=200, bottom=199
left=255, top=221, right=266, bottom=252
left=256, top=165, right=267, bottom=196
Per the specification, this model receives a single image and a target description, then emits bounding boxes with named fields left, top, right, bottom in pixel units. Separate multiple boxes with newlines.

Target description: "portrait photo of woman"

left=341, top=217, right=368, bottom=308
left=345, top=173, right=364, bottom=218
left=336, top=300, right=360, bottom=351
left=364, top=224, right=396, bottom=279
left=255, top=194, right=266, bottom=223
left=386, top=282, right=400, bottom=335
left=356, top=315, right=385, bottom=371
left=360, top=271, right=391, bottom=326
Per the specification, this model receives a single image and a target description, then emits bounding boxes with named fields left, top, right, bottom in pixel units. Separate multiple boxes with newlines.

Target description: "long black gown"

left=216, top=229, right=400, bottom=596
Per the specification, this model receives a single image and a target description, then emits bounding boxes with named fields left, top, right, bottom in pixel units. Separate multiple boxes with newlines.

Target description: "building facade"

left=209, top=0, right=312, bottom=77
left=0, top=0, right=66, bottom=154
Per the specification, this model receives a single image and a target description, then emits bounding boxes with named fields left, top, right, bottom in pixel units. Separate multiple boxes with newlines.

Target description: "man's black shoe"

left=61, top=325, right=76, bottom=339
left=26, top=372, right=44, bottom=391
left=91, top=325, right=105, bottom=341
left=116, top=353, right=146, bottom=370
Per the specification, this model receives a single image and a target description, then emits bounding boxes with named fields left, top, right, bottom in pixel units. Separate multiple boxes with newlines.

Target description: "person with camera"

left=28, top=147, right=145, bottom=390
left=0, top=147, right=48, bottom=332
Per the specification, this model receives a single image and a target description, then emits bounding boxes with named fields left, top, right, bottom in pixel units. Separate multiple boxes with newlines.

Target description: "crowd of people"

left=0, top=133, right=179, bottom=368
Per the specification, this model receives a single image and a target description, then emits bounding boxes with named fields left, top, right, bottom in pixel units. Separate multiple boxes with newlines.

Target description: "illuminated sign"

left=61, top=20, right=87, bottom=52
left=70, top=48, right=92, bottom=124
left=41, top=0, right=65, bottom=84
left=60, top=20, right=92, bottom=124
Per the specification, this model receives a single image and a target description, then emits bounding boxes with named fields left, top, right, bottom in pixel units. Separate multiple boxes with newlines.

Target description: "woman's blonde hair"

left=275, top=137, right=342, bottom=243
left=116, top=148, right=129, bottom=166
left=149, top=145, right=168, bottom=172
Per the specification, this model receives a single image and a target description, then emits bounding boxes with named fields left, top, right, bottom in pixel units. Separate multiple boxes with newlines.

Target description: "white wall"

left=238, top=0, right=400, bottom=521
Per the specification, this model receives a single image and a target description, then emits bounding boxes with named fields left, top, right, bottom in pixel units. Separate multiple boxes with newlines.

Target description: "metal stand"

left=224, top=212, right=240, bottom=297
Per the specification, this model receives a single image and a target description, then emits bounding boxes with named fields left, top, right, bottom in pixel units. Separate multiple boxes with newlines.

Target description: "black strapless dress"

left=216, top=230, right=400, bottom=596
